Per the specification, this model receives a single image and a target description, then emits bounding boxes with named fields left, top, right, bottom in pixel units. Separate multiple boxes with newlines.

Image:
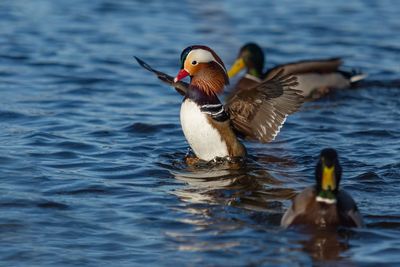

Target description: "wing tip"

left=134, top=56, right=143, bottom=65
left=134, top=56, right=154, bottom=72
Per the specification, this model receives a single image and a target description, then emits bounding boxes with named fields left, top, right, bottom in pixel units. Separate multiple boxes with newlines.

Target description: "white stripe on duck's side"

left=200, top=104, right=224, bottom=115
left=244, top=74, right=263, bottom=83
left=180, top=99, right=229, bottom=161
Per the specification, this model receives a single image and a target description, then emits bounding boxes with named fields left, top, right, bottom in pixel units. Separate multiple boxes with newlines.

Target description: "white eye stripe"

left=187, top=49, right=213, bottom=63
left=187, top=49, right=226, bottom=72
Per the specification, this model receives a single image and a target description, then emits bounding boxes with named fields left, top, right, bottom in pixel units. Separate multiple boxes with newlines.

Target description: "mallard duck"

left=228, top=43, right=366, bottom=99
left=135, top=45, right=303, bottom=163
left=281, top=148, right=364, bottom=228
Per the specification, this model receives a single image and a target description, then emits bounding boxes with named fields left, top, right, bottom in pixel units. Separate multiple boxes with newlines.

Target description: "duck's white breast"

left=180, top=99, right=229, bottom=161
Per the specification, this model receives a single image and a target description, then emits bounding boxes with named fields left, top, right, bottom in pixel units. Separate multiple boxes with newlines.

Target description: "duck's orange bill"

left=174, top=69, right=190, bottom=82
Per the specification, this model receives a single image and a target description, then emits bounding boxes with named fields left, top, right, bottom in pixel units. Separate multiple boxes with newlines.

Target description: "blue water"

left=1, top=0, right=400, bottom=266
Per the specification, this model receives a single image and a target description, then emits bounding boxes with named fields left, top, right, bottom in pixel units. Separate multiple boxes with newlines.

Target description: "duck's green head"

left=315, top=148, right=342, bottom=204
left=228, top=43, right=265, bottom=79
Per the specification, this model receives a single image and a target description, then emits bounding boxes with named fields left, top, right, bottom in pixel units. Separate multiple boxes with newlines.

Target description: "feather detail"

left=191, top=62, right=228, bottom=96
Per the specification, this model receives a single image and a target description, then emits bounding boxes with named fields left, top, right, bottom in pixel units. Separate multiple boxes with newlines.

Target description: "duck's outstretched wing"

left=264, top=58, right=343, bottom=79
left=281, top=187, right=314, bottom=228
left=134, top=56, right=189, bottom=96
left=225, top=69, right=303, bottom=143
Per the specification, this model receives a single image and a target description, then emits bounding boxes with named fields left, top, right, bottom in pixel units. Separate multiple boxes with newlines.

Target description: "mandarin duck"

left=135, top=45, right=303, bottom=163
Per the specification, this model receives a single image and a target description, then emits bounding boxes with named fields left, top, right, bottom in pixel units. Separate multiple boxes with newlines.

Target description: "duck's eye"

left=191, top=60, right=198, bottom=65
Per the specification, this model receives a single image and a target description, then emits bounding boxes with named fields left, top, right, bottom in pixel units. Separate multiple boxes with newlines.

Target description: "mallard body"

left=228, top=43, right=366, bottom=99
left=281, top=186, right=364, bottom=228
left=281, top=148, right=364, bottom=229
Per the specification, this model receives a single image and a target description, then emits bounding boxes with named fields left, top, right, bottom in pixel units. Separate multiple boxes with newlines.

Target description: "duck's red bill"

left=174, top=69, right=189, bottom=82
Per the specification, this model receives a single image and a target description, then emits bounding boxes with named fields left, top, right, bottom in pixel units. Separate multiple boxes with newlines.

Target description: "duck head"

left=315, top=148, right=342, bottom=204
left=228, top=43, right=265, bottom=79
left=174, top=45, right=229, bottom=95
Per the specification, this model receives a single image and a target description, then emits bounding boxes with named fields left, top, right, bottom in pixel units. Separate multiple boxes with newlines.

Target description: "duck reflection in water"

left=166, top=155, right=297, bottom=253
left=171, top=155, right=296, bottom=214
left=295, top=228, right=357, bottom=263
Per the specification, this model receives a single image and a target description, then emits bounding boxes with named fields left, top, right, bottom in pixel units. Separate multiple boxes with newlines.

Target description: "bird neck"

left=247, top=67, right=263, bottom=79
left=186, top=84, right=221, bottom=106
left=244, top=53, right=264, bottom=79
left=315, top=186, right=337, bottom=204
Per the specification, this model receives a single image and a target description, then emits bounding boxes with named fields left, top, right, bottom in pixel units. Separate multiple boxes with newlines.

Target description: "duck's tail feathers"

left=340, top=69, right=368, bottom=84
left=350, top=72, right=368, bottom=83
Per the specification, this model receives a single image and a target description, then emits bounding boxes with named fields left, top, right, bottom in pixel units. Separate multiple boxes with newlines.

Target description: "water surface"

left=1, top=0, right=400, bottom=266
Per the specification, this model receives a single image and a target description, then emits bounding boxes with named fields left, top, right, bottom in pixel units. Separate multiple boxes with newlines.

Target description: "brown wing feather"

left=134, top=56, right=189, bottom=95
left=264, top=58, right=343, bottom=80
left=226, top=69, right=303, bottom=143
left=281, top=187, right=315, bottom=228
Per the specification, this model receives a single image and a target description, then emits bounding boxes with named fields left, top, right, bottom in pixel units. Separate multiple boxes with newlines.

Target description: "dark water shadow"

left=354, top=79, right=400, bottom=89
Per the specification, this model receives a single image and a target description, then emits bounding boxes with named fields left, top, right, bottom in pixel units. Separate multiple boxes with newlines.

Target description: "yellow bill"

left=228, top=57, right=245, bottom=78
left=322, top=165, right=336, bottom=191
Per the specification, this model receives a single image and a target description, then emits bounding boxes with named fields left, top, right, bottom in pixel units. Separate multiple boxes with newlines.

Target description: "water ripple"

left=0, top=0, right=399, bottom=266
